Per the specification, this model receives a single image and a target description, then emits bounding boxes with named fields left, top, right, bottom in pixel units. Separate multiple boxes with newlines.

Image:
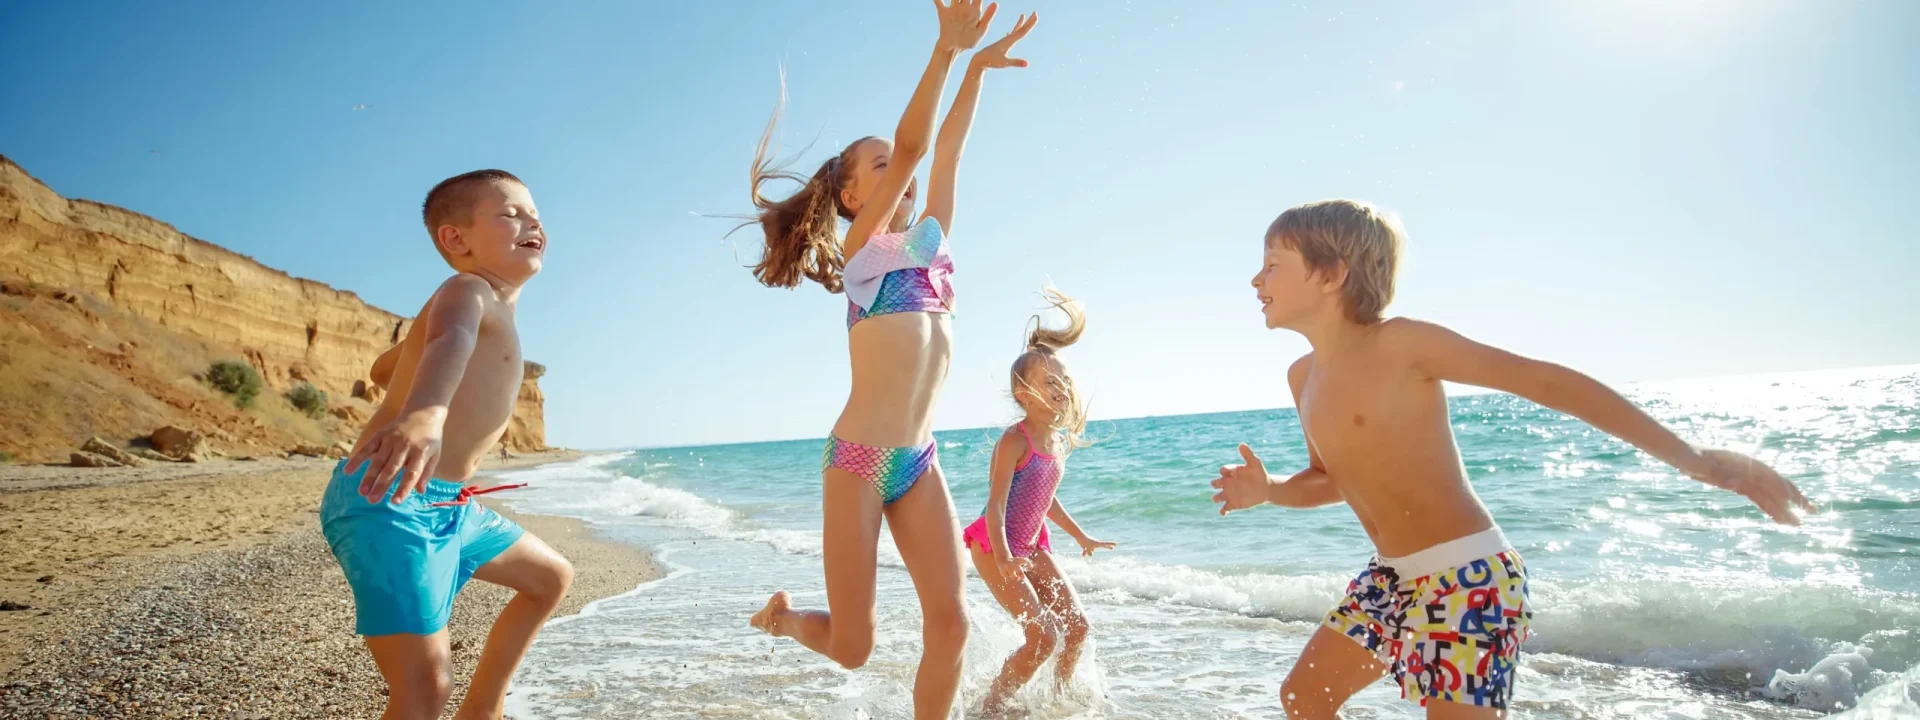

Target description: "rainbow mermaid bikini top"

left=842, top=217, right=954, bottom=329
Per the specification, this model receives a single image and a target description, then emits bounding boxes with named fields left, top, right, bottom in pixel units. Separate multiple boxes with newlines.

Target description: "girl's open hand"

left=972, top=12, right=1037, bottom=69
left=936, top=0, right=998, bottom=52
left=1077, top=536, right=1116, bottom=557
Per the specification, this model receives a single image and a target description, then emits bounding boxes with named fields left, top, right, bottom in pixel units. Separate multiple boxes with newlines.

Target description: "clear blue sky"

left=4, top=1, right=1916, bottom=450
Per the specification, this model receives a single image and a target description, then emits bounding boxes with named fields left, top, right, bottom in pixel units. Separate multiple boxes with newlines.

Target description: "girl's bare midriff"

left=836, top=310, right=952, bottom=447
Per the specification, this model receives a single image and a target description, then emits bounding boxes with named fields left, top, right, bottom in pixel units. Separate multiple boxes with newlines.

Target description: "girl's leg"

left=751, top=467, right=885, bottom=669
left=969, top=543, right=1055, bottom=715
left=883, top=463, right=971, bottom=720
left=1280, top=625, right=1388, bottom=719
left=1023, top=551, right=1088, bottom=691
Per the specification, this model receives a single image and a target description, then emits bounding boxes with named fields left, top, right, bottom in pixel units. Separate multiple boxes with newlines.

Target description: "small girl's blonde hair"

left=1011, top=287, right=1090, bottom=452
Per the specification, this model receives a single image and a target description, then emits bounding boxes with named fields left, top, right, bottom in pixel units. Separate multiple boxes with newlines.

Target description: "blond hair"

left=1011, top=287, right=1091, bottom=452
left=1265, top=199, right=1404, bottom=324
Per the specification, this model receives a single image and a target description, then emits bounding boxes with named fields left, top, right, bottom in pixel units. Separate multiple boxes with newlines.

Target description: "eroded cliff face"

left=0, top=155, right=547, bottom=458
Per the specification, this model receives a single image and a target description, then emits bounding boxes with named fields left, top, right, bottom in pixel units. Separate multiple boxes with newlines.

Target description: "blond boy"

left=1213, top=199, right=1814, bottom=718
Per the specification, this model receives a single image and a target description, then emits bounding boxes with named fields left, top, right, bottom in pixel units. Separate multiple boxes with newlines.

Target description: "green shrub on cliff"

left=207, top=360, right=263, bottom=409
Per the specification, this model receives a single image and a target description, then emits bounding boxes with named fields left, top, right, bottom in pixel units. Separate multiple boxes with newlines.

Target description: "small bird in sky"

left=352, top=104, right=371, bottom=111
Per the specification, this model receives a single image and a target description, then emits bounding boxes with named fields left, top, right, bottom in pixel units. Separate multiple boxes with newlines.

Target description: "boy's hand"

left=1211, top=443, right=1273, bottom=515
left=348, top=410, right=445, bottom=504
left=995, top=554, right=1032, bottom=581
left=1076, top=535, right=1117, bottom=557
left=970, top=12, right=1036, bottom=69
left=1693, top=448, right=1817, bottom=525
left=935, top=0, right=997, bottom=52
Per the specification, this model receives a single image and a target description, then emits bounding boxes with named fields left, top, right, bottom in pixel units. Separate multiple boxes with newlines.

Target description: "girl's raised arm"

left=920, top=12, right=1037, bottom=234
left=842, top=0, right=996, bottom=258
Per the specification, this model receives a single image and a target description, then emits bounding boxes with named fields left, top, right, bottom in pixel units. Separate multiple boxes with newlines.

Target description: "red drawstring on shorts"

left=429, top=482, right=528, bottom=507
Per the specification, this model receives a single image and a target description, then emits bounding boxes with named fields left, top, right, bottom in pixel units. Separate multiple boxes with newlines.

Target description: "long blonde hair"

left=1011, top=287, right=1090, bottom=452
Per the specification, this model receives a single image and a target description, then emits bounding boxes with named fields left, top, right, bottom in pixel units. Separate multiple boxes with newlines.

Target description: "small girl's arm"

left=1047, top=497, right=1115, bottom=556
left=920, top=12, right=1037, bottom=234
left=984, top=429, right=1027, bottom=576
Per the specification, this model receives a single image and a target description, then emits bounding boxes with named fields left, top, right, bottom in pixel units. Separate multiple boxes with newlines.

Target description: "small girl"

left=962, top=287, right=1115, bottom=715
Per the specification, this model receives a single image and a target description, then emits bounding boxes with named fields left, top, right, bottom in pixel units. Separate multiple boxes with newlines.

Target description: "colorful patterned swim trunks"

left=1321, top=527, right=1532, bottom=710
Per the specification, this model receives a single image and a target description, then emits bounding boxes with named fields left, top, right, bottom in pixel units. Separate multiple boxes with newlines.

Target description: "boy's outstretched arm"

left=346, top=274, right=490, bottom=504
left=1212, top=356, right=1343, bottom=514
left=1387, top=318, right=1817, bottom=524
left=920, top=11, right=1036, bottom=233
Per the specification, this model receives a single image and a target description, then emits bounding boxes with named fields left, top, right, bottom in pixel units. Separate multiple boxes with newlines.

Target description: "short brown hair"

left=1265, top=199, right=1404, bottom=324
left=422, top=169, right=523, bottom=264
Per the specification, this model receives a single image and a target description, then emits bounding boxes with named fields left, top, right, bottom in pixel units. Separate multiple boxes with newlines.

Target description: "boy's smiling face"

left=1252, top=240, right=1328, bottom=330
left=440, top=180, right=546, bottom=286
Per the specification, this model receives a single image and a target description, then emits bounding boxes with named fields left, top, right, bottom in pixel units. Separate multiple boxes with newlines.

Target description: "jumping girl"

left=962, top=288, right=1114, bottom=715
left=741, top=3, right=1037, bottom=718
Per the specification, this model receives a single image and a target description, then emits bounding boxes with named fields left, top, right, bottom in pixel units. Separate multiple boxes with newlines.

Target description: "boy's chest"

left=1297, top=365, right=1410, bottom=452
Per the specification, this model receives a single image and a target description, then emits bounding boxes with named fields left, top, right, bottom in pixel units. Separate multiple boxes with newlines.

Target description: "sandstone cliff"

left=0, top=154, right=546, bottom=461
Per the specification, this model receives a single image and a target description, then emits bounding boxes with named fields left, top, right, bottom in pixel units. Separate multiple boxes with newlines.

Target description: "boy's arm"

left=1388, top=319, right=1816, bottom=524
left=1213, top=356, right=1342, bottom=514
left=346, top=275, right=490, bottom=504
left=920, top=12, right=1036, bottom=233
left=368, top=342, right=403, bottom=389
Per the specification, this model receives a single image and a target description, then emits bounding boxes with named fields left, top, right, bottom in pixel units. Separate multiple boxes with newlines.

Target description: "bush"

left=207, top=360, right=263, bottom=408
left=0, top=450, right=13, bottom=463
left=287, top=382, right=329, bottom=419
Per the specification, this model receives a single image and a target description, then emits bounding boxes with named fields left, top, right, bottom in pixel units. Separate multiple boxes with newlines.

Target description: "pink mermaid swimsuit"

left=821, top=217, right=955, bottom=504
left=962, top=424, right=1065, bottom=558
left=843, top=217, right=953, bottom=329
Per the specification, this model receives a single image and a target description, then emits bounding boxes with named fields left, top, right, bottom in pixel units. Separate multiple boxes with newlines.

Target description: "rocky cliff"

left=0, top=154, right=546, bottom=460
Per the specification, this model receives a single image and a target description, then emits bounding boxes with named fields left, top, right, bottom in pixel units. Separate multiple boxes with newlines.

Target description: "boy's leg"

left=1426, top=701, right=1507, bottom=720
left=1024, top=552, right=1089, bottom=689
left=453, top=532, right=574, bottom=720
left=883, top=463, right=971, bottom=720
left=969, top=544, right=1056, bottom=713
left=751, top=466, right=885, bottom=669
left=365, top=631, right=456, bottom=720
left=1281, top=626, right=1388, bottom=720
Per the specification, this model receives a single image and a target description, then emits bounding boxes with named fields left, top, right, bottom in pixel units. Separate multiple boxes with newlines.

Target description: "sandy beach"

left=0, top=451, right=660, bottom=720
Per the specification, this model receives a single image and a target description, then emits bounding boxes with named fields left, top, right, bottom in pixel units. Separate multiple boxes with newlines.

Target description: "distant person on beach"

left=961, top=286, right=1116, bottom=715
left=325, top=169, right=573, bottom=720
left=1212, top=199, right=1816, bottom=718
left=738, top=2, right=1036, bottom=716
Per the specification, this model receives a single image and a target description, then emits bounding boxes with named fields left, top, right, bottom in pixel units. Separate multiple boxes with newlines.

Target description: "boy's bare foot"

left=750, top=591, right=790, bottom=635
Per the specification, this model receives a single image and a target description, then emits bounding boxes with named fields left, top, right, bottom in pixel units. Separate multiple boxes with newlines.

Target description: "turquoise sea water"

left=497, top=365, right=1919, bottom=719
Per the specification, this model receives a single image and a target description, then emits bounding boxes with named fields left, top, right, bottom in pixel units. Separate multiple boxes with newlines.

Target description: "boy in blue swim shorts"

left=1212, top=199, right=1815, bottom=718
left=323, top=169, right=572, bottom=720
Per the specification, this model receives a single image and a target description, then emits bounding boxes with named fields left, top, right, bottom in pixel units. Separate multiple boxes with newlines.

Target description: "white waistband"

left=1375, top=526, right=1512, bottom=580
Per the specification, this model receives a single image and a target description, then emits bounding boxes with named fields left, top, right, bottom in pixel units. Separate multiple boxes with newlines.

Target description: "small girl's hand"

left=1077, top=537, right=1117, bottom=557
left=935, top=0, right=997, bottom=52
left=996, top=554, right=1032, bottom=581
left=971, top=12, right=1037, bottom=70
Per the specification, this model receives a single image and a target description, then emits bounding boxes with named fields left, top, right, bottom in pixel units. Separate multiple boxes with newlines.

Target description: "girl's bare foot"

left=750, top=591, right=791, bottom=635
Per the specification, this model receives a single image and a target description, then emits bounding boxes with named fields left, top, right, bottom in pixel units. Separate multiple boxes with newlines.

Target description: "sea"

left=495, top=365, right=1920, bottom=719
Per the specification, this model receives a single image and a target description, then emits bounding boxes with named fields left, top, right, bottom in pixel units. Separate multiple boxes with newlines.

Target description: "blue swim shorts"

left=318, top=460, right=525, bottom=636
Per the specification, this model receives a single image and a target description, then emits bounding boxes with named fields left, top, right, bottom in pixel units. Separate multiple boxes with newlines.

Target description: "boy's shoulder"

left=433, top=272, right=497, bottom=299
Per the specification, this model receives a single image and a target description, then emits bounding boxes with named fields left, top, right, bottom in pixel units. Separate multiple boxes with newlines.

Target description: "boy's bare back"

left=360, top=274, right=523, bottom=483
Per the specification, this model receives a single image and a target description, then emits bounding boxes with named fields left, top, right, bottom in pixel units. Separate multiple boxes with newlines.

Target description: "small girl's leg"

left=750, top=468, right=885, bottom=670
left=969, top=543, right=1056, bottom=715
left=1024, top=551, right=1089, bottom=690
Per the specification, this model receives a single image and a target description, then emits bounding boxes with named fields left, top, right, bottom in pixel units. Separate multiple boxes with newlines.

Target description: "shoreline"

left=0, top=449, right=658, bottom=719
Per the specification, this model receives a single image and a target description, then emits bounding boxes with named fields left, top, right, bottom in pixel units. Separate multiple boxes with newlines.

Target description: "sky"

left=3, top=0, right=1917, bottom=450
